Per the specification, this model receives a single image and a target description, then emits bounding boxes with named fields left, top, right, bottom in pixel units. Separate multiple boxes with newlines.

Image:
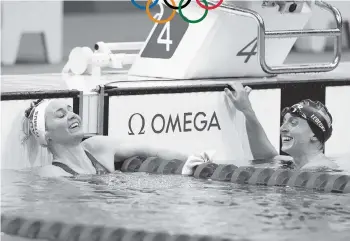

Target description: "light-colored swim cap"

left=29, top=100, right=52, bottom=146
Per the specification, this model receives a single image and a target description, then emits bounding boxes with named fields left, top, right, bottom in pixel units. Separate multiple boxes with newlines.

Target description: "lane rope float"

left=1, top=214, right=231, bottom=241
left=120, top=156, right=350, bottom=193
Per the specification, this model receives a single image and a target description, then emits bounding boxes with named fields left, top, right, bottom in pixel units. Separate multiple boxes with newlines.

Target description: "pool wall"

left=1, top=90, right=82, bottom=170
left=104, top=81, right=350, bottom=165
left=1, top=79, right=350, bottom=170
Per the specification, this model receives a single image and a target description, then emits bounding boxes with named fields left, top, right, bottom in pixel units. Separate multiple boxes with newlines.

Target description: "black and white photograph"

left=1, top=1, right=350, bottom=241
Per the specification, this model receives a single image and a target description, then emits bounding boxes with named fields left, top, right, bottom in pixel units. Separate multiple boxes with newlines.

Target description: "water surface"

left=1, top=169, right=350, bottom=241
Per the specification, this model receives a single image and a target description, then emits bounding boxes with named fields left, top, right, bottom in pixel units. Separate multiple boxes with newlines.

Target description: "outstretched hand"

left=224, top=83, right=253, bottom=113
left=182, top=150, right=216, bottom=176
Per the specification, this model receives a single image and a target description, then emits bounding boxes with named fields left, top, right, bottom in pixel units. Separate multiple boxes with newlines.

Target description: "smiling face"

left=280, top=113, right=315, bottom=156
left=44, top=100, right=84, bottom=145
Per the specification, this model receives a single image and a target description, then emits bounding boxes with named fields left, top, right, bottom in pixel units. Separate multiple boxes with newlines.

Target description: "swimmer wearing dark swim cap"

left=225, top=83, right=339, bottom=171
left=281, top=99, right=333, bottom=145
left=278, top=99, right=338, bottom=170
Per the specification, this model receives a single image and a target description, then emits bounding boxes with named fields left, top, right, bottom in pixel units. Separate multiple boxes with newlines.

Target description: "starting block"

left=63, top=0, right=343, bottom=79
left=128, top=0, right=342, bottom=79
left=62, top=42, right=142, bottom=76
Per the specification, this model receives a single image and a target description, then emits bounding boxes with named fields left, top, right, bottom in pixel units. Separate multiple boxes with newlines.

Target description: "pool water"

left=1, top=169, right=350, bottom=241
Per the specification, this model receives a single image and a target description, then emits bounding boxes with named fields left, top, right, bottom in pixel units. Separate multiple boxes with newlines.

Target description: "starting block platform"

left=129, top=0, right=342, bottom=79
left=62, top=1, right=342, bottom=79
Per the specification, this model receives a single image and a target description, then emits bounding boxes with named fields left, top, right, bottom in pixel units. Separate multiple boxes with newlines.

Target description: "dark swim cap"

left=282, top=99, right=333, bottom=143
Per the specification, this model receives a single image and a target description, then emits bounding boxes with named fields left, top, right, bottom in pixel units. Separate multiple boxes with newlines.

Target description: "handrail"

left=214, top=0, right=342, bottom=74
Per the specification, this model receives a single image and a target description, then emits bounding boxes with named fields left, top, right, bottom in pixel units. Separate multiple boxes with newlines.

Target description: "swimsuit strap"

left=52, top=162, right=79, bottom=176
left=84, top=150, right=111, bottom=175
left=52, top=151, right=110, bottom=176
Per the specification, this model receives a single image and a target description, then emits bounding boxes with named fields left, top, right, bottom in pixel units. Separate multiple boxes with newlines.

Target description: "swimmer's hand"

left=182, top=150, right=216, bottom=176
left=225, top=83, right=253, bottom=113
left=279, top=160, right=296, bottom=169
left=273, top=155, right=296, bottom=169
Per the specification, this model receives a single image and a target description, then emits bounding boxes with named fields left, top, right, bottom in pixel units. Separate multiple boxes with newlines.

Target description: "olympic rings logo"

left=130, top=0, right=224, bottom=24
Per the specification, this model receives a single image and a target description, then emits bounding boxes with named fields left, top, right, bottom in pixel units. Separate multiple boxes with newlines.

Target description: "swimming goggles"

left=281, top=99, right=332, bottom=142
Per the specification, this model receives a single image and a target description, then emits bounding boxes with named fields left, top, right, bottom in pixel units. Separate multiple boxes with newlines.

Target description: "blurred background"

left=1, top=0, right=350, bottom=75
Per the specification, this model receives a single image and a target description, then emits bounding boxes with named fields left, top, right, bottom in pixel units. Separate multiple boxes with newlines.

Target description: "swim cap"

left=27, top=100, right=52, bottom=146
left=282, top=99, right=333, bottom=143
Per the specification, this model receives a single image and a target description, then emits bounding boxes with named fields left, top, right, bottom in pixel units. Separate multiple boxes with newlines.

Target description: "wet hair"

left=5, top=99, right=54, bottom=168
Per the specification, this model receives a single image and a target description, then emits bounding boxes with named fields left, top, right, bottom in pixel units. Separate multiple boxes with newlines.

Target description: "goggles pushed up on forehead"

left=281, top=99, right=333, bottom=142
left=24, top=99, right=51, bottom=146
left=25, top=99, right=45, bottom=119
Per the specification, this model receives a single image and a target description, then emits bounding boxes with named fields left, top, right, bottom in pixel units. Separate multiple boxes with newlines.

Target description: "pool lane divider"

left=121, top=156, right=350, bottom=194
left=1, top=215, right=233, bottom=241
left=2, top=157, right=350, bottom=241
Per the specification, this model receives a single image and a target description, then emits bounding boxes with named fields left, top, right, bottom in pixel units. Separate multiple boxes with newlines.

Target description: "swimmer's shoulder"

left=36, top=165, right=74, bottom=178
left=82, top=135, right=121, bottom=153
left=250, top=155, right=293, bottom=168
left=332, top=153, right=350, bottom=173
left=302, top=157, right=340, bottom=172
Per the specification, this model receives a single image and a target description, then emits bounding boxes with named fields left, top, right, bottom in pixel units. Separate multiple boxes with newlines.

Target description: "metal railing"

left=215, top=0, right=342, bottom=74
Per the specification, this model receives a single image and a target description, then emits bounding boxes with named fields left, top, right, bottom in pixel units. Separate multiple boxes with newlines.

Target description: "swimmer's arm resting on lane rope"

left=114, top=141, right=189, bottom=163
left=114, top=141, right=211, bottom=175
left=83, top=136, right=203, bottom=175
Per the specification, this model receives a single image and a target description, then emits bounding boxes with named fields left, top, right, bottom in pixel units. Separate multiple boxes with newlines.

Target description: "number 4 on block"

left=237, top=37, right=258, bottom=63
left=157, top=22, right=172, bottom=52
left=140, top=7, right=189, bottom=59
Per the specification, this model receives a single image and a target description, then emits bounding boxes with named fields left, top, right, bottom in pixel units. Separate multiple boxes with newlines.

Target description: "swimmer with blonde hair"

left=225, top=83, right=340, bottom=172
left=22, top=99, right=210, bottom=177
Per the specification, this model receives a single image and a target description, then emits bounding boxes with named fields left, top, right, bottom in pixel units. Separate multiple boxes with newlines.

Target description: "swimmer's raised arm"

left=225, top=83, right=278, bottom=161
left=242, top=108, right=279, bottom=160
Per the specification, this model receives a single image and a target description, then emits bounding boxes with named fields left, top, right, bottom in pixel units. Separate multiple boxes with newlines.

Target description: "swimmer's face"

left=44, top=100, right=83, bottom=145
left=280, top=113, right=315, bottom=155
